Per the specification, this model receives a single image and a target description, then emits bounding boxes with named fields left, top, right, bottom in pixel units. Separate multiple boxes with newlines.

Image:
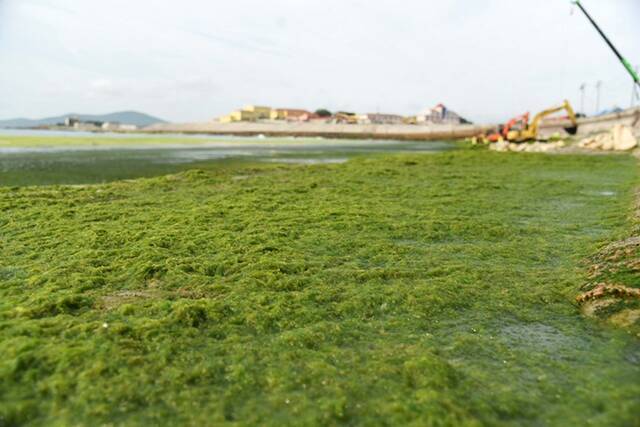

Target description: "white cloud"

left=88, top=79, right=123, bottom=97
left=1, top=0, right=639, bottom=122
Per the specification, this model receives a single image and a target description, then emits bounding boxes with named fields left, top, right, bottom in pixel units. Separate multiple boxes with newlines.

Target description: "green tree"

left=315, top=108, right=332, bottom=117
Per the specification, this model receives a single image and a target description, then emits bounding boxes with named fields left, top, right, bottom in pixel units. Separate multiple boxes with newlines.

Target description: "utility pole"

left=595, top=80, right=602, bottom=114
left=579, top=83, right=587, bottom=114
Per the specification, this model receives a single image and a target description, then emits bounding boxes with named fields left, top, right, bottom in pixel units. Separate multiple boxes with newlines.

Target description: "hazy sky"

left=1, top=0, right=639, bottom=123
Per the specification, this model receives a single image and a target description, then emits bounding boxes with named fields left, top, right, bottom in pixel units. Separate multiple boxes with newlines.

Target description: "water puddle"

left=580, top=190, right=617, bottom=197
left=259, top=157, right=348, bottom=165
left=498, top=322, right=586, bottom=356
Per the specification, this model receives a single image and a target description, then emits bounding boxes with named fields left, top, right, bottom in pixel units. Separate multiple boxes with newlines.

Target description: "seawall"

left=144, top=121, right=493, bottom=141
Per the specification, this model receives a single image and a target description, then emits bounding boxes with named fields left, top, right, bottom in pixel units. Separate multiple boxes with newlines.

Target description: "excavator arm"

left=528, top=100, right=577, bottom=137
left=477, top=100, right=579, bottom=144
left=507, top=100, right=578, bottom=142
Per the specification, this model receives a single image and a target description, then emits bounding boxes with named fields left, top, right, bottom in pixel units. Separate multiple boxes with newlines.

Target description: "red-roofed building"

left=417, top=104, right=467, bottom=124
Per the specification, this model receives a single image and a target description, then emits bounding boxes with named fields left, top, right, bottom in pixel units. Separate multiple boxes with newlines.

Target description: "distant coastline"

left=4, top=107, right=637, bottom=142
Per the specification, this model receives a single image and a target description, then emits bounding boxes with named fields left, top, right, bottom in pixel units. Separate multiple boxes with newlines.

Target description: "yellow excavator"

left=480, top=100, right=578, bottom=143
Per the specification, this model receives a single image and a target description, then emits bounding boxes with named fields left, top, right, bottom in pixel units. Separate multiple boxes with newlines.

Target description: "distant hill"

left=0, top=111, right=167, bottom=128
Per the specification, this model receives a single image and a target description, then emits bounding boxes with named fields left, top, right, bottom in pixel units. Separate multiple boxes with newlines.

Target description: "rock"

left=529, top=142, right=547, bottom=153
left=493, top=129, right=633, bottom=154
left=580, top=135, right=604, bottom=149
left=579, top=125, right=638, bottom=151
left=601, top=135, right=615, bottom=151
left=490, top=141, right=509, bottom=152
left=579, top=137, right=594, bottom=148
left=540, top=143, right=555, bottom=153
left=612, top=124, right=638, bottom=151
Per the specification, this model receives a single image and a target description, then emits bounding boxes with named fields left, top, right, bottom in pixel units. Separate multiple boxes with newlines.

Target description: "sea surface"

left=0, top=129, right=454, bottom=186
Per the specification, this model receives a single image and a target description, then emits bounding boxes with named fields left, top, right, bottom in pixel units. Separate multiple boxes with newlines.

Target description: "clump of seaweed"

left=578, top=190, right=640, bottom=333
left=577, top=283, right=640, bottom=304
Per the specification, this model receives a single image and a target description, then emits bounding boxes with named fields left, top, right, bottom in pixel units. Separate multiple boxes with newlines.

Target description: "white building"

left=101, top=122, right=119, bottom=131
left=416, top=104, right=466, bottom=125
left=64, top=117, right=79, bottom=127
left=357, top=113, right=404, bottom=125
left=102, top=122, right=138, bottom=131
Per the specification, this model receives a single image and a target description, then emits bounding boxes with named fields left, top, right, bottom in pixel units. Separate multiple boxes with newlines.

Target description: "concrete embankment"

left=540, top=107, right=640, bottom=136
left=143, top=107, right=639, bottom=141
left=144, top=121, right=493, bottom=141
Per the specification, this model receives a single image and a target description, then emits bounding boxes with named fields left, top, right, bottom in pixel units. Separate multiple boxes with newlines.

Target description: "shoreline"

left=142, top=121, right=491, bottom=141
left=4, top=106, right=638, bottom=142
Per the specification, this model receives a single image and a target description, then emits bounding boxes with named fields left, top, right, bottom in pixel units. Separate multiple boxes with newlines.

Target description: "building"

left=102, top=122, right=118, bottom=131
left=73, top=121, right=102, bottom=131
left=243, top=105, right=271, bottom=119
left=102, top=122, right=137, bottom=131
left=64, top=117, right=79, bottom=127
left=357, top=113, right=404, bottom=125
left=218, top=113, right=234, bottom=124
left=308, top=116, right=331, bottom=123
left=292, top=112, right=323, bottom=122
left=416, top=104, right=467, bottom=125
left=219, top=110, right=257, bottom=123
left=270, top=108, right=312, bottom=121
left=219, top=105, right=272, bottom=123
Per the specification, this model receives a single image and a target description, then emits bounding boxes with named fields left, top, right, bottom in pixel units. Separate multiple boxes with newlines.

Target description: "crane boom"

left=573, top=1, right=640, bottom=89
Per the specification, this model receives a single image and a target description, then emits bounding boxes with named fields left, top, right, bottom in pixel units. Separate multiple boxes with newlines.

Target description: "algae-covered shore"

left=1, top=149, right=639, bottom=425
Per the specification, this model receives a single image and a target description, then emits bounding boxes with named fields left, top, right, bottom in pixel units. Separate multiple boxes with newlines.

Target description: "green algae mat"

left=1, top=150, right=639, bottom=426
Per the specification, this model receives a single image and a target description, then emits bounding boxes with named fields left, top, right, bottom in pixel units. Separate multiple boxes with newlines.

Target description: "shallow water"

left=0, top=131, right=454, bottom=186
left=0, top=128, right=248, bottom=139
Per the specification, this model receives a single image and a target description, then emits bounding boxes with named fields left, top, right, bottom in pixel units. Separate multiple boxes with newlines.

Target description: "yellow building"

left=219, top=106, right=271, bottom=123
left=270, top=108, right=311, bottom=120
left=219, top=110, right=260, bottom=123
left=219, top=114, right=234, bottom=124
left=270, top=109, right=286, bottom=120
left=243, top=105, right=271, bottom=119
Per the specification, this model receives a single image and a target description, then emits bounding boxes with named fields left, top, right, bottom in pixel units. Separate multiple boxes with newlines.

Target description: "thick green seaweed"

left=1, top=151, right=639, bottom=426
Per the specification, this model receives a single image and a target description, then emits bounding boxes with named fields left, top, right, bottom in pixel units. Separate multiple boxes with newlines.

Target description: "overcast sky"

left=1, top=0, right=639, bottom=123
